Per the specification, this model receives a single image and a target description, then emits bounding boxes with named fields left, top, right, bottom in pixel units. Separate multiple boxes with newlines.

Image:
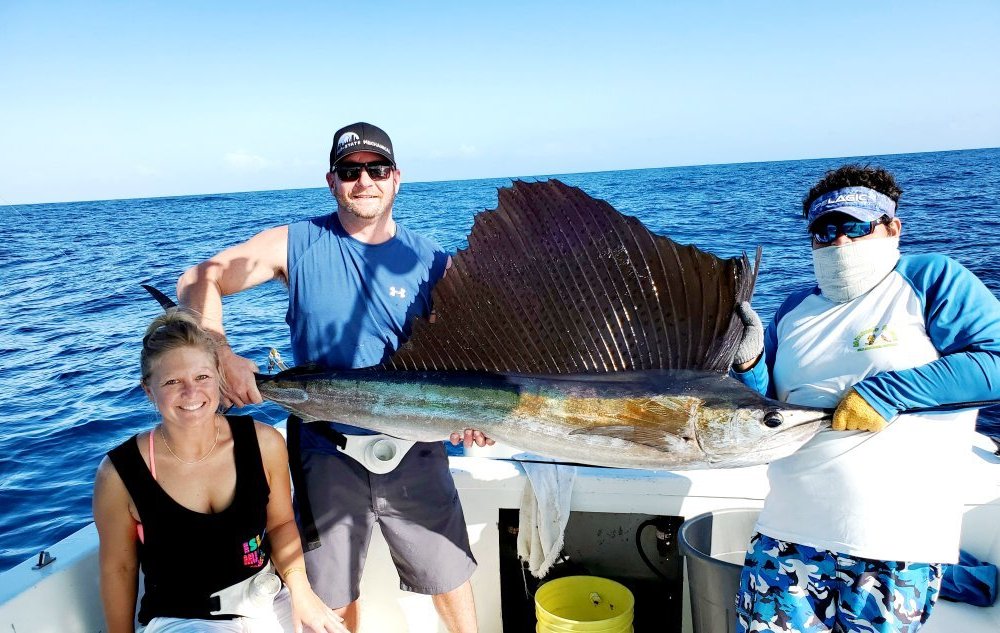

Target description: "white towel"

left=516, top=459, right=576, bottom=578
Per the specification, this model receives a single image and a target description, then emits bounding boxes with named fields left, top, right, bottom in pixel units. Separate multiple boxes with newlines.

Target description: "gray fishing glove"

left=733, top=301, right=764, bottom=367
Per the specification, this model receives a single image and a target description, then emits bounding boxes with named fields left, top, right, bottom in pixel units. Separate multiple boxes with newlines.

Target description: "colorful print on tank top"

left=242, top=533, right=265, bottom=568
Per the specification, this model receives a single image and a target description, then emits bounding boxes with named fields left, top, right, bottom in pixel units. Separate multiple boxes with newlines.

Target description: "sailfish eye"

left=763, top=412, right=783, bottom=428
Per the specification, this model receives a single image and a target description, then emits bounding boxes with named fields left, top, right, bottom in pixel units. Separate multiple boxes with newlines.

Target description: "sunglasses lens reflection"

left=812, top=220, right=876, bottom=244
left=338, top=166, right=362, bottom=181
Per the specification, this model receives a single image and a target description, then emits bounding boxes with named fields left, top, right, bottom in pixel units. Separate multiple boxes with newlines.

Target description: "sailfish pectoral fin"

left=562, top=394, right=701, bottom=453
left=567, top=425, right=692, bottom=453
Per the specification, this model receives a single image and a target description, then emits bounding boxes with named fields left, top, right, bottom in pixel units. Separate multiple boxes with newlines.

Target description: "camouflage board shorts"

left=736, top=532, right=941, bottom=633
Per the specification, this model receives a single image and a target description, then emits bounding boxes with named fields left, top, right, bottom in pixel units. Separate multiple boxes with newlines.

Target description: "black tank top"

left=107, top=415, right=271, bottom=624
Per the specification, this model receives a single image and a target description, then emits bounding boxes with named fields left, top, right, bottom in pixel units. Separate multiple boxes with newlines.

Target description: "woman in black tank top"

left=93, top=310, right=346, bottom=632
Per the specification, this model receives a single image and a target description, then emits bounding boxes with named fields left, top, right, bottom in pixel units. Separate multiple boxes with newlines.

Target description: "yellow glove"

left=832, top=389, right=888, bottom=432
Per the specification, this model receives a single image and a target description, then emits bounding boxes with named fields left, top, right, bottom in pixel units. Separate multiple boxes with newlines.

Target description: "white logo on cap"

left=826, top=192, right=873, bottom=206
left=336, top=132, right=360, bottom=154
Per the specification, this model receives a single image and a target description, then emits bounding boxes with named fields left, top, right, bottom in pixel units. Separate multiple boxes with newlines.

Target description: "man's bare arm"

left=177, top=225, right=289, bottom=334
left=176, top=225, right=289, bottom=406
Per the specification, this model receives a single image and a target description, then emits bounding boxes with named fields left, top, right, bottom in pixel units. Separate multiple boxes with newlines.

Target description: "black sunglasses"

left=334, top=161, right=395, bottom=182
left=810, top=215, right=890, bottom=245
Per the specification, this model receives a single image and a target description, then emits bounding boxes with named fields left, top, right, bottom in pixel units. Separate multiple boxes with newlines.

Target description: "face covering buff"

left=812, top=237, right=900, bottom=303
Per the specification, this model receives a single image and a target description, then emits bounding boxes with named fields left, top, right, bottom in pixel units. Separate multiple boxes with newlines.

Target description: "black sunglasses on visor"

left=334, top=161, right=395, bottom=182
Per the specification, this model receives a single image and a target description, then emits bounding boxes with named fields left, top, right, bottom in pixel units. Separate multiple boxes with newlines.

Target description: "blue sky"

left=1, top=0, right=998, bottom=205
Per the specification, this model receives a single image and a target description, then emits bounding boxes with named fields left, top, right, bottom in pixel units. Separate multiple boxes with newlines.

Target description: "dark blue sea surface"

left=1, top=148, right=998, bottom=572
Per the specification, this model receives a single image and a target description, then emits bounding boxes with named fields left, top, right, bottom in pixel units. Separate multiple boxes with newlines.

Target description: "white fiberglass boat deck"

left=2, top=434, right=999, bottom=632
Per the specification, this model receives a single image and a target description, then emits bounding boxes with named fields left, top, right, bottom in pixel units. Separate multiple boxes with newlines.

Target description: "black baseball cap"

left=329, top=122, right=395, bottom=169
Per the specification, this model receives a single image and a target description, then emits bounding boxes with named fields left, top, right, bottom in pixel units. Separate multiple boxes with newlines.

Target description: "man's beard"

left=336, top=189, right=395, bottom=220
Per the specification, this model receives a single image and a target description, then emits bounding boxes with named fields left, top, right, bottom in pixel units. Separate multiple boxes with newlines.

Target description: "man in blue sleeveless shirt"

left=177, top=122, right=485, bottom=632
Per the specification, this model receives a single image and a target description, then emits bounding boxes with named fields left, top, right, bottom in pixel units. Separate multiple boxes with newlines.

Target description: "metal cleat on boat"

left=31, top=550, right=56, bottom=570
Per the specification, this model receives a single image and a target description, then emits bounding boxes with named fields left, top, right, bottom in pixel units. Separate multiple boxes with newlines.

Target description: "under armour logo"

left=389, top=286, right=407, bottom=299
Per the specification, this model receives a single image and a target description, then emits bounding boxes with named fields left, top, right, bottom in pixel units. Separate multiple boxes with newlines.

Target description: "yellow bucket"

left=535, top=575, right=634, bottom=633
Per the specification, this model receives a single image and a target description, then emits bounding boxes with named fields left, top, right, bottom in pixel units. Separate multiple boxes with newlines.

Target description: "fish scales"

left=258, top=369, right=828, bottom=470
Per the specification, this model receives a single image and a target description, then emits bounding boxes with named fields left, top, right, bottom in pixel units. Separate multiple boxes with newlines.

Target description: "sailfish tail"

left=141, top=284, right=178, bottom=310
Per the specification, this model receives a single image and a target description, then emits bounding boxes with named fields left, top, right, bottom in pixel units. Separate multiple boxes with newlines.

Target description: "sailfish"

left=251, top=180, right=831, bottom=469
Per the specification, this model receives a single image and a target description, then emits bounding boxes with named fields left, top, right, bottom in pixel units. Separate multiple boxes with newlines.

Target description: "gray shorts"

left=298, top=440, right=477, bottom=608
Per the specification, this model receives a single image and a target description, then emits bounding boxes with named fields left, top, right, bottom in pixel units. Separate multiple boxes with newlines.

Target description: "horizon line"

left=3, top=145, right=997, bottom=208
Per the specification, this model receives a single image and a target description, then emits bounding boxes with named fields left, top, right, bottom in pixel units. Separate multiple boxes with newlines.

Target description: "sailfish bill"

left=256, top=179, right=831, bottom=469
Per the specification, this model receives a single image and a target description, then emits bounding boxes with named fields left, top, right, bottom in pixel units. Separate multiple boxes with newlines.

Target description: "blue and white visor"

left=806, top=186, right=897, bottom=225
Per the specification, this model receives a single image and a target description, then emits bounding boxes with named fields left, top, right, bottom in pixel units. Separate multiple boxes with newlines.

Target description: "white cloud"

left=224, top=151, right=275, bottom=171
left=428, top=144, right=480, bottom=159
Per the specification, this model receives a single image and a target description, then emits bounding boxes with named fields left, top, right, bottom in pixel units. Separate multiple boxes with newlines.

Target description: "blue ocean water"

left=1, top=148, right=998, bottom=573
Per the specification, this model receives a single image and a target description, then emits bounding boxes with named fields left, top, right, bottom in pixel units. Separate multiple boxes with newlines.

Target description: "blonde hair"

left=140, top=309, right=226, bottom=391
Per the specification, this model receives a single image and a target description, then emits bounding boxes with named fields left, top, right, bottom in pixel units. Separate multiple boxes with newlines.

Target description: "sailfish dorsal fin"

left=387, top=179, right=757, bottom=374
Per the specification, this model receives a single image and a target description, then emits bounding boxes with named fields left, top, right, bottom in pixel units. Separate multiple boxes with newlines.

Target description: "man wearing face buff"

left=729, top=164, right=1000, bottom=633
